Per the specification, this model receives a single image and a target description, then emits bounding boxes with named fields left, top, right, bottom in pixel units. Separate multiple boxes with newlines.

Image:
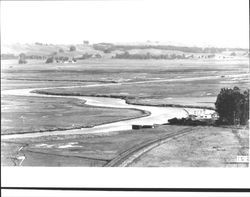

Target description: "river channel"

left=2, top=87, right=214, bottom=140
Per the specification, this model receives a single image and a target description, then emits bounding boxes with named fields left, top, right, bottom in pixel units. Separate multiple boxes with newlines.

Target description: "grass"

left=34, top=75, right=249, bottom=109
left=1, top=95, right=145, bottom=135
left=2, top=125, right=248, bottom=167
left=4, top=58, right=245, bottom=108
left=130, top=126, right=249, bottom=167
left=2, top=125, right=189, bottom=166
left=1, top=79, right=98, bottom=91
left=2, top=59, right=248, bottom=84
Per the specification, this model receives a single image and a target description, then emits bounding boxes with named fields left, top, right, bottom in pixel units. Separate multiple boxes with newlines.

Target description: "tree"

left=83, top=40, right=89, bottom=45
left=18, top=53, right=27, bottom=64
left=45, top=56, right=54, bottom=63
left=215, top=87, right=249, bottom=125
left=69, top=45, right=76, bottom=51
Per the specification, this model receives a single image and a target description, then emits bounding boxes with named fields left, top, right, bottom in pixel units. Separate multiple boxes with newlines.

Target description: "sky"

left=1, top=0, right=249, bottom=48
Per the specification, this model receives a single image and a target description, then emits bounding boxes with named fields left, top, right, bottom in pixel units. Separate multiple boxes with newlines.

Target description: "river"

left=2, top=85, right=214, bottom=140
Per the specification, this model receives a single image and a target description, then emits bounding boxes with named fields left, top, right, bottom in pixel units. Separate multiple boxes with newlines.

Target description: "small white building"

left=189, top=109, right=219, bottom=120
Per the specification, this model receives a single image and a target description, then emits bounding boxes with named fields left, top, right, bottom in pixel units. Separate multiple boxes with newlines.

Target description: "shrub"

left=168, top=117, right=214, bottom=126
left=77, top=53, right=92, bottom=60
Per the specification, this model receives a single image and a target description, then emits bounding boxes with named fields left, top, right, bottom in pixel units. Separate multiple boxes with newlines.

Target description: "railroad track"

left=105, top=127, right=195, bottom=167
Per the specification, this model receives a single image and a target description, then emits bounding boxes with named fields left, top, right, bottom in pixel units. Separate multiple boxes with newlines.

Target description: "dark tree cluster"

left=55, top=56, right=69, bottom=62
left=26, top=55, right=47, bottom=59
left=215, top=87, right=249, bottom=125
left=113, top=52, right=188, bottom=60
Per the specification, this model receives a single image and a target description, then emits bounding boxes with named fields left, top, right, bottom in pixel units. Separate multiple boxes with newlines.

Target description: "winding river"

left=2, top=87, right=193, bottom=140
left=2, top=79, right=215, bottom=140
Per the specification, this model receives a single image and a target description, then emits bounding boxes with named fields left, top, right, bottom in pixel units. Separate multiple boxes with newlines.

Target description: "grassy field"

left=1, top=95, right=145, bottom=135
left=130, top=127, right=249, bottom=167
left=2, top=125, right=248, bottom=167
left=2, top=59, right=248, bottom=83
left=1, top=125, right=190, bottom=166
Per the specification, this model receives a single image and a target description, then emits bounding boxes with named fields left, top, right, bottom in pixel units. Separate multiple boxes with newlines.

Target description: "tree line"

left=93, top=43, right=248, bottom=54
left=113, top=52, right=190, bottom=59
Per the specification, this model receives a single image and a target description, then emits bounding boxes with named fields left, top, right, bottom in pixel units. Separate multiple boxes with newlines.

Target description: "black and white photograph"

left=1, top=0, right=249, bottom=192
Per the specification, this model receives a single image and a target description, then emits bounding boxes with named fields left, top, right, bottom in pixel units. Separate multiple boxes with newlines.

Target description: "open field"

left=2, top=125, right=248, bottom=167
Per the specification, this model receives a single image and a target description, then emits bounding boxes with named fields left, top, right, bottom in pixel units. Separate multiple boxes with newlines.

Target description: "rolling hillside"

left=1, top=42, right=249, bottom=60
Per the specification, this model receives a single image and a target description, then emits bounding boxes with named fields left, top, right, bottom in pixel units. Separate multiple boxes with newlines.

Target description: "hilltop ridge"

left=1, top=42, right=249, bottom=60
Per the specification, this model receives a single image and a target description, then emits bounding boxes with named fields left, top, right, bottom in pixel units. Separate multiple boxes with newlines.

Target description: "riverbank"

left=33, top=90, right=215, bottom=110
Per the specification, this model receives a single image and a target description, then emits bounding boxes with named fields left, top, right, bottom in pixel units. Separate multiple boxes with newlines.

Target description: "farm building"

left=189, top=109, right=219, bottom=120
left=132, top=124, right=156, bottom=130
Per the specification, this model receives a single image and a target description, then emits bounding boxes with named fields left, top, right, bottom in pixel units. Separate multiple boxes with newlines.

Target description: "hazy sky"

left=1, top=0, right=249, bottom=48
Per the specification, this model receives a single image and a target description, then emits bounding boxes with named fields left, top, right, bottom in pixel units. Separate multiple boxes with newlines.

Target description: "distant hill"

left=1, top=43, right=101, bottom=57
left=1, top=42, right=248, bottom=60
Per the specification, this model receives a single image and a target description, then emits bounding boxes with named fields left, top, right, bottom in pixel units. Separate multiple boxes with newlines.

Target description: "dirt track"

left=106, top=127, right=194, bottom=167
